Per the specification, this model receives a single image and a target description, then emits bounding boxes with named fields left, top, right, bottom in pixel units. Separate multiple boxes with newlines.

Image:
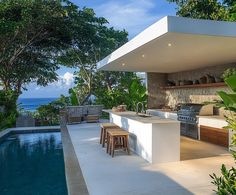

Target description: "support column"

left=147, top=73, right=167, bottom=109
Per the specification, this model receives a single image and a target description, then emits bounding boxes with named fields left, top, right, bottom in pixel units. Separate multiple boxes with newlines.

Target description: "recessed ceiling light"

left=168, top=43, right=172, bottom=47
left=142, top=54, right=145, bottom=58
left=122, top=63, right=125, bottom=66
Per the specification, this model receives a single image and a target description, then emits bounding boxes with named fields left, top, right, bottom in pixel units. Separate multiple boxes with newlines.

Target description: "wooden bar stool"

left=100, top=123, right=119, bottom=147
left=106, top=129, right=130, bottom=157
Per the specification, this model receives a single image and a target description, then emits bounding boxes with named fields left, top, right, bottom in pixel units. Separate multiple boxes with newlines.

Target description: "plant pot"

left=194, top=80, right=199, bottom=84
left=199, top=76, right=207, bottom=84
left=206, top=74, right=215, bottom=83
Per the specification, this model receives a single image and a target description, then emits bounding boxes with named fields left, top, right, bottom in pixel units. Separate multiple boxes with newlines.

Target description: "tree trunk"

left=3, top=80, right=10, bottom=91
left=81, top=93, right=92, bottom=105
left=105, top=72, right=112, bottom=91
left=15, top=81, right=22, bottom=95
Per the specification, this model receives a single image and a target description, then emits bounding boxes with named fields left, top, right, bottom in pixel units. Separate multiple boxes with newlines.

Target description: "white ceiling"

left=97, top=16, right=236, bottom=73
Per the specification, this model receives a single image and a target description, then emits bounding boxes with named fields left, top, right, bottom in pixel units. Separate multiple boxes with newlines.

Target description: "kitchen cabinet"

left=200, top=125, right=228, bottom=147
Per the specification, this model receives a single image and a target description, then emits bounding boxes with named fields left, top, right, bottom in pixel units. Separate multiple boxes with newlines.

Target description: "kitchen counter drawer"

left=200, top=125, right=228, bottom=147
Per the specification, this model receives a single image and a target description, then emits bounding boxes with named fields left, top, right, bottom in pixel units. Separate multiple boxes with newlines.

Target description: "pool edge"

left=0, top=126, right=60, bottom=142
left=60, top=118, right=89, bottom=195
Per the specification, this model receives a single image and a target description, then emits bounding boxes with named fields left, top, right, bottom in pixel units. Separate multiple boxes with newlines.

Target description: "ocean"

left=18, top=98, right=57, bottom=112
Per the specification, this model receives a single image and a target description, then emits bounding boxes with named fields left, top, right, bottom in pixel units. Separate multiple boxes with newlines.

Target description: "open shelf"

left=160, top=82, right=226, bottom=90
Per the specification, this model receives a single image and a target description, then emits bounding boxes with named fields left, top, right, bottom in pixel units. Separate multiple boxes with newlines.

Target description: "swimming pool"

left=0, top=132, right=68, bottom=195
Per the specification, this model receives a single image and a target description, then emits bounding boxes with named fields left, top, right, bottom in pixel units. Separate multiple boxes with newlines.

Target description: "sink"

left=137, top=114, right=152, bottom=118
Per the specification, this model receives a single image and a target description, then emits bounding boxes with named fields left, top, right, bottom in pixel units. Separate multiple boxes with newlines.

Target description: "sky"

left=20, top=0, right=176, bottom=98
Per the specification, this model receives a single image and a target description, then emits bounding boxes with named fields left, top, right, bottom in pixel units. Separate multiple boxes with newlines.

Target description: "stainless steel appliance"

left=177, top=103, right=213, bottom=139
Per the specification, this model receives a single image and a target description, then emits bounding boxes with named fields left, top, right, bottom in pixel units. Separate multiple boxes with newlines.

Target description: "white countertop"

left=197, top=115, right=226, bottom=121
left=146, top=109, right=178, bottom=120
left=103, top=110, right=179, bottom=124
left=147, top=109, right=177, bottom=114
left=197, top=115, right=227, bottom=128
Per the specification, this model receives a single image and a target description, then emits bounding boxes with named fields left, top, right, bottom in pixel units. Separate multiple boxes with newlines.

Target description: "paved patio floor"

left=67, top=123, right=234, bottom=195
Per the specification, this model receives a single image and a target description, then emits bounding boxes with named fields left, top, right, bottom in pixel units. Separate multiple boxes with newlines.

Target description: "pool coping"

left=60, top=118, right=89, bottom=195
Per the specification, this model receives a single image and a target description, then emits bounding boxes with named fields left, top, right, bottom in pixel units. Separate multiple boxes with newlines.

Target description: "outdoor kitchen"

left=146, top=63, right=235, bottom=151
left=97, top=16, right=236, bottom=163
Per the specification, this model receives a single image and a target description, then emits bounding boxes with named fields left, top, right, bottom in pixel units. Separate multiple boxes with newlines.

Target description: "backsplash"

left=165, top=87, right=230, bottom=108
left=167, top=64, right=235, bottom=82
left=147, top=63, right=235, bottom=113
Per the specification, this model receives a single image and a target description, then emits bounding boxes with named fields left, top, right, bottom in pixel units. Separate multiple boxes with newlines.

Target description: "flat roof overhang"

left=97, top=16, right=236, bottom=73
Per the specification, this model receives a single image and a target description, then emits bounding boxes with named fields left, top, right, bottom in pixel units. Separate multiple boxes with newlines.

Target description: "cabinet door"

left=200, top=125, right=228, bottom=147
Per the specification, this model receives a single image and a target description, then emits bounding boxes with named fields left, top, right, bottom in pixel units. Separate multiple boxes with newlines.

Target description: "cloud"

left=35, top=86, right=41, bottom=90
left=20, top=72, right=75, bottom=98
left=95, top=0, right=162, bottom=37
left=54, top=72, right=74, bottom=88
left=63, top=72, right=74, bottom=86
left=33, top=72, right=74, bottom=90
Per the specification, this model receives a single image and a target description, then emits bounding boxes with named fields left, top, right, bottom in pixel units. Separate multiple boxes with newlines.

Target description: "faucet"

left=136, top=102, right=145, bottom=115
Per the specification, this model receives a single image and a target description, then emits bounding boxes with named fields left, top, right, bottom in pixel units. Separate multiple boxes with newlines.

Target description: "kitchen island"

left=103, top=110, right=180, bottom=164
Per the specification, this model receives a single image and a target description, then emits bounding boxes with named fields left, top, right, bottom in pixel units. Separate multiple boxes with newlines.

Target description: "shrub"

left=210, top=70, right=236, bottom=194
left=0, top=90, right=18, bottom=130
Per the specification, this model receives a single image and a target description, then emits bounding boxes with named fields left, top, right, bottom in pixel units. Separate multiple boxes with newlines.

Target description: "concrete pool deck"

left=67, top=122, right=234, bottom=195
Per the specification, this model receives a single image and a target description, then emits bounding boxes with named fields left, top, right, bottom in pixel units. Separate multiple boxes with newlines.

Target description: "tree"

left=167, top=0, right=229, bottom=20
left=0, top=0, right=107, bottom=95
left=0, top=0, right=117, bottom=128
left=0, top=90, right=18, bottom=129
left=70, top=35, right=148, bottom=110
left=59, top=22, right=132, bottom=105
left=60, top=10, right=148, bottom=109
left=0, top=0, right=67, bottom=94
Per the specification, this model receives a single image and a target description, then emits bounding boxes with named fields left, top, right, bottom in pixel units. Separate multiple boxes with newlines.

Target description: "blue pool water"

left=0, top=132, right=68, bottom=195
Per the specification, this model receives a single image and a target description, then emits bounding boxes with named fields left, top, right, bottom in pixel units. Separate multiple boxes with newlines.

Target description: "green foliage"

left=217, top=91, right=236, bottom=112
left=69, top=88, right=79, bottom=106
left=65, top=21, right=147, bottom=110
left=0, top=90, right=18, bottom=130
left=210, top=164, right=236, bottom=194
left=0, top=0, right=114, bottom=128
left=36, top=104, right=59, bottom=125
left=0, top=0, right=68, bottom=93
left=167, top=0, right=230, bottom=20
left=210, top=71, right=236, bottom=194
left=0, top=0, right=109, bottom=95
left=168, top=0, right=236, bottom=22
left=60, top=24, right=129, bottom=106
left=223, top=68, right=236, bottom=81
left=126, top=77, right=147, bottom=110
left=34, top=95, right=69, bottom=125
left=95, top=75, right=147, bottom=111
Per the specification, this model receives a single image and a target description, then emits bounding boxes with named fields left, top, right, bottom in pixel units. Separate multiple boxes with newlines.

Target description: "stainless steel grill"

left=177, top=103, right=208, bottom=139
